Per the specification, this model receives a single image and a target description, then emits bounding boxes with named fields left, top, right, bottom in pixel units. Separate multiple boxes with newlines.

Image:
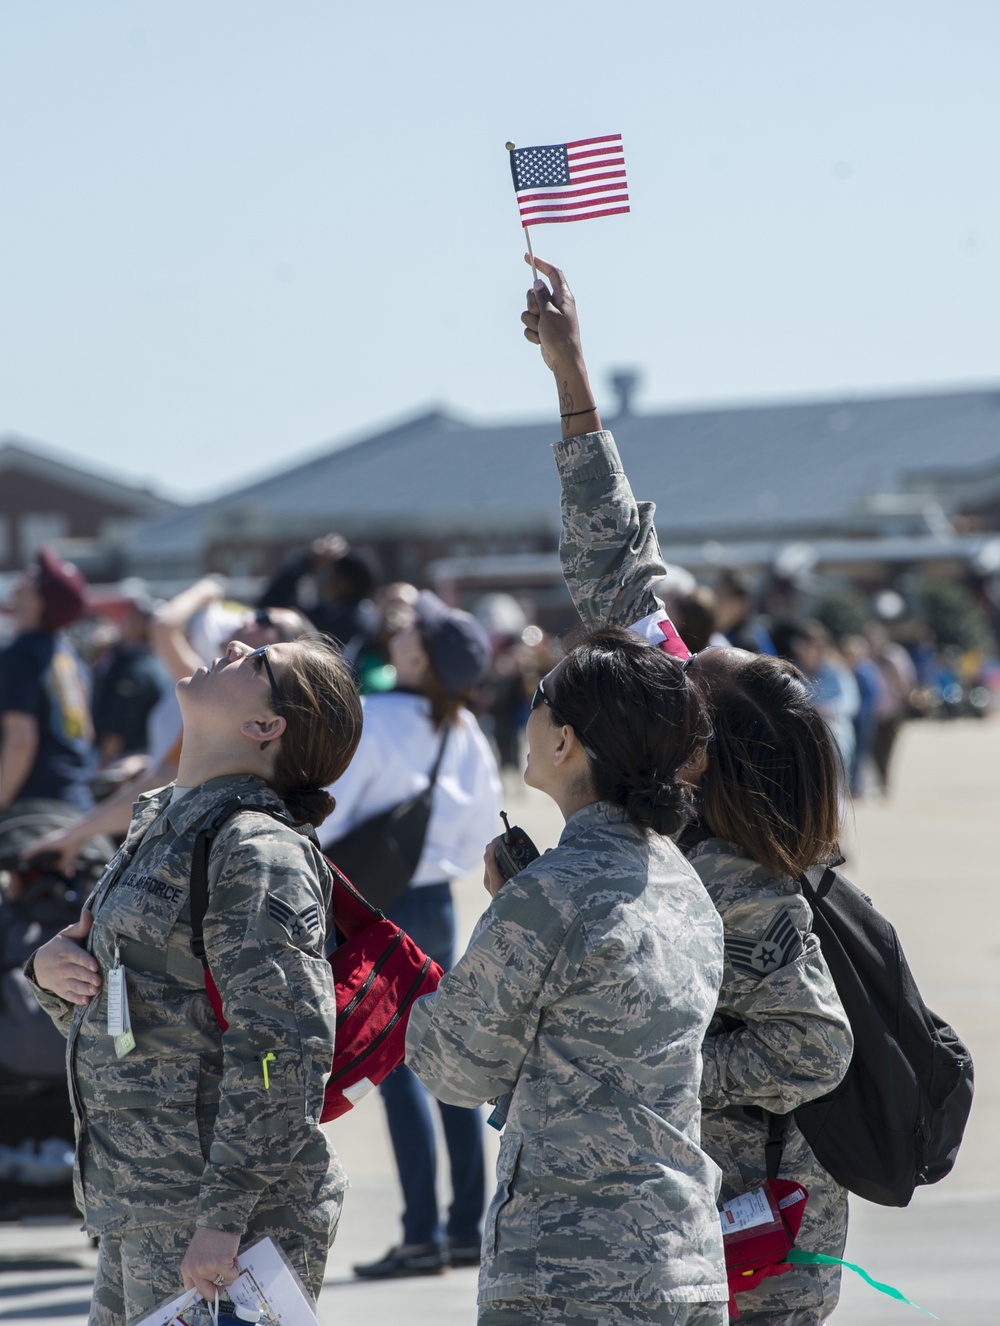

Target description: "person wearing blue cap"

left=321, top=591, right=503, bottom=1278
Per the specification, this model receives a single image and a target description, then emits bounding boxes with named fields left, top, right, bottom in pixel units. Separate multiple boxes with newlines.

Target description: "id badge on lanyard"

left=107, top=942, right=136, bottom=1058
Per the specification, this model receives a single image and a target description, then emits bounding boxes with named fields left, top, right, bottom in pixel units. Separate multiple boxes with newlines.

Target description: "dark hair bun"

left=283, top=787, right=336, bottom=828
left=624, top=782, right=691, bottom=837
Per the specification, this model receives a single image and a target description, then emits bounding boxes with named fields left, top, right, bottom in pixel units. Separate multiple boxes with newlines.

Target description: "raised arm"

left=521, top=257, right=667, bottom=630
left=151, top=576, right=225, bottom=682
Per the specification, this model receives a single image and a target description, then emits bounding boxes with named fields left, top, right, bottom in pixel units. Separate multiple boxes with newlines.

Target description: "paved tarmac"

left=1, top=713, right=997, bottom=1323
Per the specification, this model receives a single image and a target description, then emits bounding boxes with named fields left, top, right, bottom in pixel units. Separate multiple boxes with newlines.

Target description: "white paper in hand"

left=133, top=1236, right=320, bottom=1326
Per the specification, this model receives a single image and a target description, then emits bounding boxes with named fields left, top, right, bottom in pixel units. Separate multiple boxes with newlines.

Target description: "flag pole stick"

left=506, top=141, right=538, bottom=282
left=524, top=226, right=538, bottom=283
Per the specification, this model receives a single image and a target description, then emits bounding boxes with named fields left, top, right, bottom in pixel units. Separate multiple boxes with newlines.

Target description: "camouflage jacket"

left=406, top=801, right=728, bottom=1306
left=28, top=773, right=342, bottom=1237
left=554, top=427, right=853, bottom=1223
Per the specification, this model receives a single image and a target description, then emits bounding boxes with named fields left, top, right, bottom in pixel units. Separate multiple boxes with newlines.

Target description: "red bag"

left=321, top=863, right=443, bottom=1120
left=722, top=1179, right=809, bottom=1319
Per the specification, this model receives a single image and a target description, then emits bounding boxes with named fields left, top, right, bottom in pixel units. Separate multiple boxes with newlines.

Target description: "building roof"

left=127, top=385, right=1000, bottom=562
left=0, top=435, right=176, bottom=514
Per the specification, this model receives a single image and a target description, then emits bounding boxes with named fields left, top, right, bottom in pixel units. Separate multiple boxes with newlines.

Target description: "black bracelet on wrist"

left=560, top=405, right=598, bottom=419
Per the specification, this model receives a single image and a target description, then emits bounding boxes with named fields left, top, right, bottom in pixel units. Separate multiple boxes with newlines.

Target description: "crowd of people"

left=0, top=260, right=993, bottom=1325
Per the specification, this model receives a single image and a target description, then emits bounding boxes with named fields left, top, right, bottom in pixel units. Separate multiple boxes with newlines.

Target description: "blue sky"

left=1, top=1, right=998, bottom=499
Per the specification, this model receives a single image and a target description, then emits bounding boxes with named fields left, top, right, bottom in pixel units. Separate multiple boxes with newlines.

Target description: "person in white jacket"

left=322, top=591, right=502, bottom=1279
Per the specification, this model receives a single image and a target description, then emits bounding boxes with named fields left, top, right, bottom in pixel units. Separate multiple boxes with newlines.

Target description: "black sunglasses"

left=530, top=676, right=598, bottom=760
left=530, top=675, right=564, bottom=720
left=246, top=644, right=283, bottom=714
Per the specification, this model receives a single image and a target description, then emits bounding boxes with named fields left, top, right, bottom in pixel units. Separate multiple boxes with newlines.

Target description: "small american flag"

left=509, top=133, right=629, bottom=228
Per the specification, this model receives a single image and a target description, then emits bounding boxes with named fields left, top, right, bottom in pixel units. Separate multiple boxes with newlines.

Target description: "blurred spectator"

left=864, top=624, right=916, bottom=798
left=351, top=581, right=420, bottom=694
left=0, top=548, right=94, bottom=812
left=671, top=586, right=720, bottom=654
left=323, top=591, right=501, bottom=1278
left=485, top=632, right=557, bottom=772
left=773, top=619, right=860, bottom=784
left=840, top=635, right=886, bottom=797
left=714, top=569, right=776, bottom=654
left=259, top=533, right=382, bottom=657
left=91, top=594, right=169, bottom=767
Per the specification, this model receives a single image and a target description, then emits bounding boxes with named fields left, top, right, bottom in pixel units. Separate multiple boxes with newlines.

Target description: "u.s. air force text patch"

left=267, top=894, right=323, bottom=945
left=726, top=908, right=803, bottom=978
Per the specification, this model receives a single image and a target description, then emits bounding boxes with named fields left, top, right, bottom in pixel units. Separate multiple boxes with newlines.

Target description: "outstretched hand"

left=520, top=256, right=584, bottom=373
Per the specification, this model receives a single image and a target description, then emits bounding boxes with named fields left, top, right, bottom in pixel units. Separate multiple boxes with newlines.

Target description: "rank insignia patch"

left=267, top=895, right=323, bottom=945
left=726, top=908, right=803, bottom=978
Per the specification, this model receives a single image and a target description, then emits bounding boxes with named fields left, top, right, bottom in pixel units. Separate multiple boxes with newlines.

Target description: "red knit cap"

left=36, top=546, right=88, bottom=631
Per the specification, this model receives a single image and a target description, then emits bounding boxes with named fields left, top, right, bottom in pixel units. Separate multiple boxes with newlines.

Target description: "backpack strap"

left=326, top=858, right=386, bottom=940
left=427, top=725, right=449, bottom=787
left=799, top=865, right=837, bottom=906
left=189, top=796, right=294, bottom=967
left=765, top=1111, right=788, bottom=1182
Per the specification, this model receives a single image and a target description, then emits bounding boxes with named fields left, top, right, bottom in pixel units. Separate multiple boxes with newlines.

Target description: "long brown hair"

left=691, top=652, right=841, bottom=877
left=269, top=639, right=364, bottom=826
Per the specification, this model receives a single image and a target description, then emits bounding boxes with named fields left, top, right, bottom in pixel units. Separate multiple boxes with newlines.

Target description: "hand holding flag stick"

left=521, top=256, right=602, bottom=441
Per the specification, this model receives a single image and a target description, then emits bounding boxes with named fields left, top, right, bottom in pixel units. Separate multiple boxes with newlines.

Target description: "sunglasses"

left=530, top=676, right=599, bottom=761
left=245, top=643, right=283, bottom=715
left=530, top=674, right=565, bottom=721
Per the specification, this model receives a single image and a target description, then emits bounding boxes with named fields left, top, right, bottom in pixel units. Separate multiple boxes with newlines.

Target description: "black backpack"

left=792, top=864, right=974, bottom=1207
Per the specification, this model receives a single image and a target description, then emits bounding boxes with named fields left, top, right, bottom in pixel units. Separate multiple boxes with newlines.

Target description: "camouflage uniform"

left=554, top=430, right=854, bottom=1324
left=28, top=773, right=343, bottom=1326
left=407, top=800, right=729, bottom=1324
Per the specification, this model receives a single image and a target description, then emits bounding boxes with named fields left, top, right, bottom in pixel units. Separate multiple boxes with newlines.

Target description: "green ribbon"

left=786, top=1249, right=938, bottom=1319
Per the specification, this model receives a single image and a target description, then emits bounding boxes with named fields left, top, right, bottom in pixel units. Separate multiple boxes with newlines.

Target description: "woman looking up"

left=25, top=636, right=363, bottom=1326
left=522, top=259, right=853, bottom=1326
left=407, top=627, right=729, bottom=1326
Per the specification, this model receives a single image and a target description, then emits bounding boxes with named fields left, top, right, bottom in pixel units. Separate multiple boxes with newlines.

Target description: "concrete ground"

left=0, top=714, right=996, bottom=1323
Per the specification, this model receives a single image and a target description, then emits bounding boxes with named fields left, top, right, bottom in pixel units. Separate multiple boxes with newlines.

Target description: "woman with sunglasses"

left=520, top=258, right=853, bottom=1326
left=407, top=627, right=729, bottom=1326
left=24, top=636, right=363, bottom=1326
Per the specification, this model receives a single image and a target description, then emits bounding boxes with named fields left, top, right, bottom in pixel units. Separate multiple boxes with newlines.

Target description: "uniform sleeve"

left=700, top=892, right=854, bottom=1114
left=195, top=815, right=336, bottom=1233
left=406, top=870, right=586, bottom=1107
left=553, top=430, right=667, bottom=629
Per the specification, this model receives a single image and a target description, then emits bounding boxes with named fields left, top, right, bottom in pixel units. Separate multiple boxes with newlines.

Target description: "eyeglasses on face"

left=245, top=643, right=283, bottom=715
left=530, top=675, right=598, bottom=761
left=254, top=608, right=276, bottom=630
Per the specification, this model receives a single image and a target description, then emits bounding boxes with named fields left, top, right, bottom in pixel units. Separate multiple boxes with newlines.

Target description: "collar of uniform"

left=558, top=799, right=628, bottom=845
left=162, top=772, right=286, bottom=838
left=121, top=783, right=174, bottom=849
